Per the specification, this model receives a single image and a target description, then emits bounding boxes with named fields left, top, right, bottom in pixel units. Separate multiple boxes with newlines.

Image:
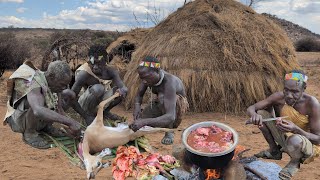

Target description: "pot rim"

left=182, top=121, right=239, bottom=157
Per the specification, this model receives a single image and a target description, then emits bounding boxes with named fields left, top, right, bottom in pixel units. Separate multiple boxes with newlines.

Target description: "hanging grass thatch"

left=123, top=0, right=300, bottom=113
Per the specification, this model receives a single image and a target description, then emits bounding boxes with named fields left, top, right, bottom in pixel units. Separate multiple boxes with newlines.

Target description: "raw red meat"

left=187, top=125, right=233, bottom=153
left=196, top=127, right=211, bottom=136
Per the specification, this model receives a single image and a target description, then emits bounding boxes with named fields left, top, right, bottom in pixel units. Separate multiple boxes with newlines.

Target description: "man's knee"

left=89, top=84, right=105, bottom=98
left=61, top=89, right=76, bottom=108
left=61, top=89, right=76, bottom=100
left=257, top=110, right=272, bottom=118
left=286, top=135, right=303, bottom=152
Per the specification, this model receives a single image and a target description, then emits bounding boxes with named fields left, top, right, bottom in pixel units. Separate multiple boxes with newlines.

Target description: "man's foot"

left=254, top=145, right=282, bottom=160
left=161, top=132, right=174, bottom=145
left=103, top=111, right=123, bottom=121
left=279, top=163, right=300, bottom=180
left=23, top=132, right=50, bottom=149
left=254, top=149, right=282, bottom=160
left=41, top=124, right=66, bottom=137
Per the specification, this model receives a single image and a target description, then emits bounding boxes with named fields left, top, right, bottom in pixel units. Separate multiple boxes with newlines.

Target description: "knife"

left=245, top=116, right=288, bottom=125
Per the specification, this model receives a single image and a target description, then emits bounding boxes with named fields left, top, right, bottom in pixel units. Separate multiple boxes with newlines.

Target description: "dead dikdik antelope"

left=80, top=92, right=172, bottom=179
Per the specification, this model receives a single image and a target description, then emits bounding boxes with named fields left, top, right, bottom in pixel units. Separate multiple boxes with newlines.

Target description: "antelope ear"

left=79, top=161, right=86, bottom=170
left=98, top=148, right=112, bottom=158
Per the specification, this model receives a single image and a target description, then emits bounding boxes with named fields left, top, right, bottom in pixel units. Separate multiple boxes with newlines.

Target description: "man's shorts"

left=140, top=95, right=188, bottom=129
left=78, top=86, right=113, bottom=115
left=6, top=99, right=47, bottom=133
left=257, top=110, right=319, bottom=164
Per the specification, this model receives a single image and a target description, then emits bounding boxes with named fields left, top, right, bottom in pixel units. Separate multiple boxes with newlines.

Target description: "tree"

left=243, top=0, right=261, bottom=8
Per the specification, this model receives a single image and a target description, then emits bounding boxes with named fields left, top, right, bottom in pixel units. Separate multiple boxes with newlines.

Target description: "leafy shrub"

left=0, top=32, right=31, bottom=76
left=295, top=37, right=320, bottom=52
left=92, top=36, right=115, bottom=48
left=88, top=44, right=108, bottom=57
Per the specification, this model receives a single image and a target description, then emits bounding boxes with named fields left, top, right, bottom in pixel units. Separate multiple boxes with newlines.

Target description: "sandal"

left=254, top=150, right=282, bottom=160
left=23, top=132, right=50, bottom=149
left=279, top=166, right=299, bottom=180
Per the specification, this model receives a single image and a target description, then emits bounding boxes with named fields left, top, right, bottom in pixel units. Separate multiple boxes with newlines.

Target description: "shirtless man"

left=70, top=45, right=127, bottom=125
left=247, top=70, right=320, bottom=179
left=130, top=56, right=189, bottom=145
left=4, top=61, right=81, bottom=149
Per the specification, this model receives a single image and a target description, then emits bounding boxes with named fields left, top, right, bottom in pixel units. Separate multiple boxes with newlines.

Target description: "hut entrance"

left=109, top=40, right=135, bottom=63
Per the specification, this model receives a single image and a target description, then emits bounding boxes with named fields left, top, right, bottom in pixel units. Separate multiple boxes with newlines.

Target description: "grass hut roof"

left=107, top=28, right=151, bottom=78
left=123, top=0, right=300, bottom=113
left=107, top=28, right=151, bottom=55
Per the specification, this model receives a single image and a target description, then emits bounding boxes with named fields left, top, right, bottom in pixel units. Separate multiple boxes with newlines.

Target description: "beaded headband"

left=285, top=72, right=308, bottom=82
left=139, top=61, right=160, bottom=68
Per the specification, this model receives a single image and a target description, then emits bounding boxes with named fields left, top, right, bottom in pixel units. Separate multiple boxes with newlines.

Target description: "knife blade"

left=245, top=116, right=288, bottom=125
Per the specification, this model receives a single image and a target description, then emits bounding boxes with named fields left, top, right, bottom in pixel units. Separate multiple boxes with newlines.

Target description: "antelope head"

left=83, top=148, right=112, bottom=179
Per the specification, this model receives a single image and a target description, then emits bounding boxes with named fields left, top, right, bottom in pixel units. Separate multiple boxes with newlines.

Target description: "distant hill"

left=262, top=13, right=320, bottom=43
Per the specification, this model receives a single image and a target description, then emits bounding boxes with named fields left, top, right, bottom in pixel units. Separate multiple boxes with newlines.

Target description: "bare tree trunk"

left=248, top=0, right=260, bottom=7
left=249, top=0, right=254, bottom=7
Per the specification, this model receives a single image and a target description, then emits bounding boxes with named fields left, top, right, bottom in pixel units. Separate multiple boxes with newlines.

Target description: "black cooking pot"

left=182, top=121, right=239, bottom=170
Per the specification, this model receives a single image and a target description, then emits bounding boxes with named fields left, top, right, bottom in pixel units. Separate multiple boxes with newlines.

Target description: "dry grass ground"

left=297, top=52, right=320, bottom=99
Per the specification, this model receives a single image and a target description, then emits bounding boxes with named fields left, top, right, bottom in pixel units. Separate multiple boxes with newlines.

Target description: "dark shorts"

left=257, top=110, right=318, bottom=164
left=78, top=86, right=113, bottom=115
left=6, top=99, right=47, bottom=133
left=140, top=95, right=188, bottom=129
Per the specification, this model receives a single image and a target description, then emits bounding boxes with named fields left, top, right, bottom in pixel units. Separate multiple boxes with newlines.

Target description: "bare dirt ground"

left=0, top=52, right=319, bottom=180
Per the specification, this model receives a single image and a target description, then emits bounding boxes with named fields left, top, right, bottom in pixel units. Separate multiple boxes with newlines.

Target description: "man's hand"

left=129, top=120, right=144, bottom=132
left=276, top=119, right=297, bottom=133
left=249, top=113, right=263, bottom=127
left=68, top=122, right=81, bottom=138
left=133, top=103, right=141, bottom=120
left=116, top=87, right=127, bottom=98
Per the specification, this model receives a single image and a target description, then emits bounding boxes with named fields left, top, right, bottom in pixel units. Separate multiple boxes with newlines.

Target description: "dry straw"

left=113, top=0, right=299, bottom=113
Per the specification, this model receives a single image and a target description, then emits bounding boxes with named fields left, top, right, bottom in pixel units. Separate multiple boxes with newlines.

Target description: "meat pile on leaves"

left=112, top=146, right=180, bottom=180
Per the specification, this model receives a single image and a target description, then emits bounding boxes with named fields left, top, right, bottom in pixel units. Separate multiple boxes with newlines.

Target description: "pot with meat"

left=182, top=121, right=239, bottom=170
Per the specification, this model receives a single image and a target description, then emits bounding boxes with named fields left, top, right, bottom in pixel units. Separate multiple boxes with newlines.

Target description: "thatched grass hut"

left=107, top=28, right=151, bottom=78
left=123, top=0, right=300, bottom=113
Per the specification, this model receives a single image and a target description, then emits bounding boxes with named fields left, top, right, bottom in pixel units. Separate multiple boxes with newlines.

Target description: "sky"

left=0, top=0, right=319, bottom=34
